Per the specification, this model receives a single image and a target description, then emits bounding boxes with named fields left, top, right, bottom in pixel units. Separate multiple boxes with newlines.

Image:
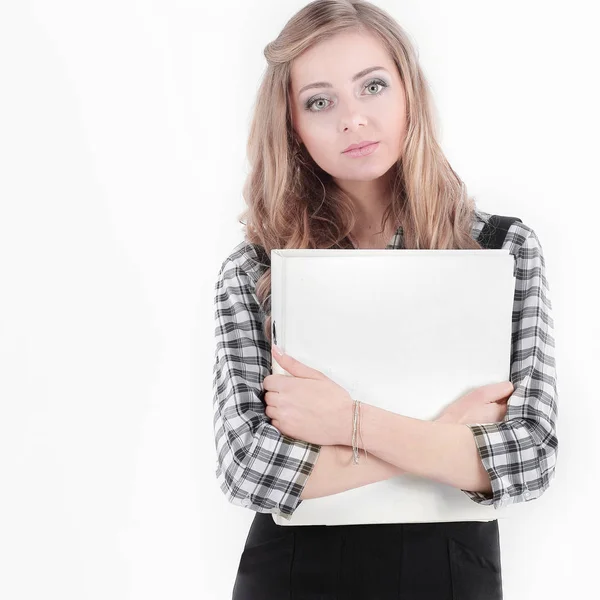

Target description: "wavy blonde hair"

left=238, top=0, right=483, bottom=343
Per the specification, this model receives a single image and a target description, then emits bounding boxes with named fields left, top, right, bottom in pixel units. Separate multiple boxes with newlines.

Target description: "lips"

left=343, top=140, right=378, bottom=153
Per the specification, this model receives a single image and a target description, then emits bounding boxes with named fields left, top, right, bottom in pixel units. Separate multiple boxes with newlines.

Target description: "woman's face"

left=289, top=30, right=407, bottom=184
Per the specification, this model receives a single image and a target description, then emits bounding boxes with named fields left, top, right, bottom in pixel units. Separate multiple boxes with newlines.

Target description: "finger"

left=263, top=374, right=287, bottom=392
left=264, top=390, right=280, bottom=406
left=484, top=381, right=514, bottom=402
left=271, top=346, right=325, bottom=380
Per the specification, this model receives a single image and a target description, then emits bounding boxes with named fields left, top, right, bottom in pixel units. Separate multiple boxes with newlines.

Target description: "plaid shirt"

left=212, top=209, right=558, bottom=520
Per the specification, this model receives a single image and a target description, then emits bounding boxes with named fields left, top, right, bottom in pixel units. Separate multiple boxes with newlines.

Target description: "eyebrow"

left=297, top=65, right=387, bottom=96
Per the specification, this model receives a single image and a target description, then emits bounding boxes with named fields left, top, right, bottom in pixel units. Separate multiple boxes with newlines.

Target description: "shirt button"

left=524, top=490, right=532, bottom=499
left=241, top=497, right=251, bottom=507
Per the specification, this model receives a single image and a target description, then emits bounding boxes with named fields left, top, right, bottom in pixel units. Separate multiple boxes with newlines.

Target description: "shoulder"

left=216, top=240, right=271, bottom=287
left=474, top=208, right=541, bottom=256
left=213, top=241, right=272, bottom=336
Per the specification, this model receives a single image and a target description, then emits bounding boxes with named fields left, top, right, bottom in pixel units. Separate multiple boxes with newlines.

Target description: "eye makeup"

left=304, top=78, right=389, bottom=112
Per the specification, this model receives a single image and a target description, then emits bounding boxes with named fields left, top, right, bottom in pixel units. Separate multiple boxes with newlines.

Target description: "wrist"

left=435, top=413, right=459, bottom=425
left=339, top=396, right=354, bottom=446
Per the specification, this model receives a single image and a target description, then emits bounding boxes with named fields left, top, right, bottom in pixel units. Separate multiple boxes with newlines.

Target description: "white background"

left=0, top=1, right=597, bottom=599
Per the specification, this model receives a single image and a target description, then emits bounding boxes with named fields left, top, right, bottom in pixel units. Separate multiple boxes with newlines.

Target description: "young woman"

left=212, top=1, right=558, bottom=598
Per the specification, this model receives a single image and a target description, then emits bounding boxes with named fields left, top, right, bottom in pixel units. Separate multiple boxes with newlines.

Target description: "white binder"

left=270, top=249, right=516, bottom=526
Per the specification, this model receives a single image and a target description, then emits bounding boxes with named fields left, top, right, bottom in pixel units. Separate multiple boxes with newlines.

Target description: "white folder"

left=270, top=249, right=516, bottom=526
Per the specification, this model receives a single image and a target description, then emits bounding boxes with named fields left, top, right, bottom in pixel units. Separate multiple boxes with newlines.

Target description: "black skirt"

left=231, top=510, right=503, bottom=600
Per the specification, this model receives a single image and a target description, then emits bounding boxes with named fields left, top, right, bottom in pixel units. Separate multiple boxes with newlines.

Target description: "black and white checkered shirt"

left=212, top=209, right=558, bottom=520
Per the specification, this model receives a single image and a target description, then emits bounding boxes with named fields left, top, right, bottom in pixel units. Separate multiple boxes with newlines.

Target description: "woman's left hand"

left=263, top=346, right=354, bottom=446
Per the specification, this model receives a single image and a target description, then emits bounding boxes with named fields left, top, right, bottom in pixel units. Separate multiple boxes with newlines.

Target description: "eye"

left=304, top=78, right=388, bottom=113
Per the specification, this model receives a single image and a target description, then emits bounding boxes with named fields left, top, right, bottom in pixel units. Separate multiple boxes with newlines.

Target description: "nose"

left=337, top=97, right=368, bottom=133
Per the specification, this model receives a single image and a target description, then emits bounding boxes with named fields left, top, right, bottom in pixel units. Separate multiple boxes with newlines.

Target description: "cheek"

left=303, top=128, right=338, bottom=166
left=372, top=102, right=406, bottom=157
left=303, top=122, right=330, bottom=147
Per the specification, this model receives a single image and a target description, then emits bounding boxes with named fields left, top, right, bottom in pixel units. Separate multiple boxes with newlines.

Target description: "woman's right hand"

left=434, top=381, right=514, bottom=425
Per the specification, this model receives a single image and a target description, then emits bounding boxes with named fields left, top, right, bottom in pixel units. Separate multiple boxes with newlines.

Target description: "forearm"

left=300, top=444, right=405, bottom=500
left=358, top=404, right=492, bottom=495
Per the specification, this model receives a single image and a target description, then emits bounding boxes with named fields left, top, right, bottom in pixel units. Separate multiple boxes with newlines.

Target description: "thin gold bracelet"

left=352, top=397, right=369, bottom=464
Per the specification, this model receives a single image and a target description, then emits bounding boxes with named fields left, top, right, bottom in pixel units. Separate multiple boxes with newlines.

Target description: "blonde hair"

left=238, top=0, right=483, bottom=343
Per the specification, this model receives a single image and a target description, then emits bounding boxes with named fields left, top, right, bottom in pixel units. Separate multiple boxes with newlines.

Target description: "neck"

left=349, top=222, right=397, bottom=249
left=333, top=168, right=396, bottom=248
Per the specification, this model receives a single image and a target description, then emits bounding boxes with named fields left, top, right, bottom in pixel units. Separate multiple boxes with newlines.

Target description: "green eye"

left=304, top=78, right=388, bottom=112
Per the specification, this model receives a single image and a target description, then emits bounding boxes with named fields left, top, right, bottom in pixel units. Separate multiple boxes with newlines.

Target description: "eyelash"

left=304, top=78, right=389, bottom=112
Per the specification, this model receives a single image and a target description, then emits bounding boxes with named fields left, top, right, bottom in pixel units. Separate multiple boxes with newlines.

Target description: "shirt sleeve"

left=212, top=257, right=321, bottom=520
left=461, top=227, right=559, bottom=508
